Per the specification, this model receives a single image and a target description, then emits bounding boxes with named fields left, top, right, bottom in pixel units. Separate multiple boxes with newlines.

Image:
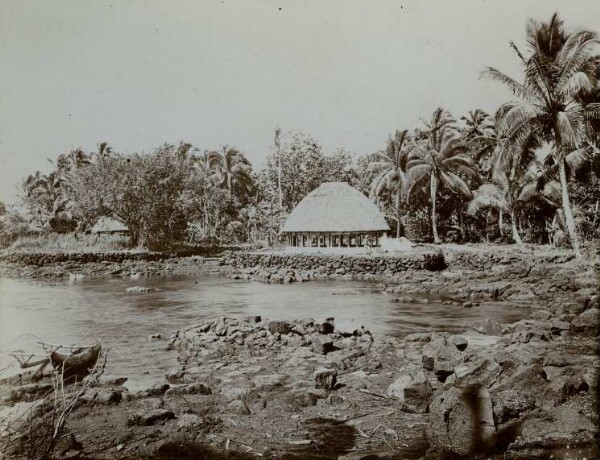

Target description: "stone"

left=571, top=308, right=600, bottom=335
left=471, top=318, right=503, bottom=336
left=177, top=413, right=204, bottom=429
left=228, top=400, right=251, bottom=415
left=267, top=320, right=294, bottom=335
left=428, top=385, right=496, bottom=456
left=126, top=286, right=155, bottom=293
left=128, top=409, right=175, bottom=426
left=492, top=389, right=536, bottom=423
left=449, top=335, right=468, bottom=351
left=405, top=332, right=432, bottom=343
left=253, top=374, right=287, bottom=391
left=512, top=402, right=596, bottom=453
left=531, top=310, right=553, bottom=320
left=314, top=367, right=337, bottom=390
left=560, top=302, right=585, bottom=315
left=311, top=334, right=335, bottom=355
left=165, top=382, right=212, bottom=397
left=387, top=366, right=433, bottom=410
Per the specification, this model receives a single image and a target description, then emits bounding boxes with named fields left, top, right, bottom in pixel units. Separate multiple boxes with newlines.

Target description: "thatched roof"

left=282, top=182, right=390, bottom=233
left=91, top=217, right=128, bottom=234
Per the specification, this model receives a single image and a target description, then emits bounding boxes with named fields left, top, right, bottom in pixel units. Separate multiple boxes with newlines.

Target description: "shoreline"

left=0, top=244, right=598, bottom=459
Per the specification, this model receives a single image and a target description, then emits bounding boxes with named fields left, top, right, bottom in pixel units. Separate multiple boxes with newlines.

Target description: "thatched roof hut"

left=282, top=182, right=389, bottom=247
left=91, top=217, right=128, bottom=235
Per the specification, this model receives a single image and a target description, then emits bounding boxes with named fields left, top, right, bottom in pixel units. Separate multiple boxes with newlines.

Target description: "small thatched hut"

left=91, top=217, right=128, bottom=236
left=281, top=182, right=390, bottom=247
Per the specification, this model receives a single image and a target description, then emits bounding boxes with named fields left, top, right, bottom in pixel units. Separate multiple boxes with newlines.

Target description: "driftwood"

left=50, top=343, right=101, bottom=372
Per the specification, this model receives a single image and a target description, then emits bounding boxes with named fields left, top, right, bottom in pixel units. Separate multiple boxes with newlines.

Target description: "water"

left=0, top=274, right=530, bottom=389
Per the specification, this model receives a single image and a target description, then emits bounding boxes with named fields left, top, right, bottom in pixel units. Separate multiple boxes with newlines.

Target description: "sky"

left=1, top=0, right=599, bottom=204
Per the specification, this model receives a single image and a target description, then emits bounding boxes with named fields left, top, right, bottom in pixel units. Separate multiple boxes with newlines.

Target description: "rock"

left=228, top=400, right=251, bottom=415
left=428, top=385, right=496, bottom=456
left=510, top=402, right=597, bottom=454
left=471, top=318, right=503, bottom=336
left=387, top=366, right=432, bottom=410
left=492, top=389, right=536, bottom=423
left=560, top=302, right=585, bottom=315
left=126, top=286, right=155, bottom=293
left=242, top=315, right=261, bottom=323
left=327, top=393, right=344, bottom=405
left=405, top=332, right=431, bottom=343
left=128, top=409, right=175, bottom=426
left=311, top=334, right=335, bottom=355
left=422, top=352, right=435, bottom=371
left=177, top=413, right=204, bottom=429
left=253, top=374, right=287, bottom=391
left=143, top=383, right=170, bottom=397
left=164, top=382, right=212, bottom=397
left=85, top=388, right=123, bottom=405
left=433, top=345, right=464, bottom=382
left=267, top=320, right=294, bottom=335
left=449, top=335, right=468, bottom=351
left=531, top=310, right=553, bottom=320
left=320, top=320, right=335, bottom=334
left=571, top=308, right=600, bottom=335
left=314, top=367, right=337, bottom=390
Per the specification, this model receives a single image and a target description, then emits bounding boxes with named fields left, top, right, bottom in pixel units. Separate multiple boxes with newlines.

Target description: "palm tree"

left=369, top=129, right=412, bottom=237
left=482, top=13, right=600, bottom=257
left=406, top=108, right=478, bottom=243
left=207, top=146, right=254, bottom=212
left=467, top=183, right=510, bottom=241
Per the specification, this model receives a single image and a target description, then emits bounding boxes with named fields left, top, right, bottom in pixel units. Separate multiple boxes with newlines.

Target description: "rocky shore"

left=0, top=244, right=598, bottom=459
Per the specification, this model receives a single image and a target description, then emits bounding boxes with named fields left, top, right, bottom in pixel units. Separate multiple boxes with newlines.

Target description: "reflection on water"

left=0, top=274, right=529, bottom=389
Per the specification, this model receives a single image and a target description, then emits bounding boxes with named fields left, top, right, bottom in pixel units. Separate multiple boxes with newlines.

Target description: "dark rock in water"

left=128, top=409, right=175, bottom=426
left=428, top=385, right=496, bottom=456
left=314, top=367, right=337, bottom=390
left=242, top=315, right=261, bottom=323
left=267, top=320, right=294, bottom=335
left=320, top=321, right=335, bottom=334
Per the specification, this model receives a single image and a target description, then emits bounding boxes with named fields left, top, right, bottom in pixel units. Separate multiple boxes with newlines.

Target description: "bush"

left=8, top=233, right=132, bottom=254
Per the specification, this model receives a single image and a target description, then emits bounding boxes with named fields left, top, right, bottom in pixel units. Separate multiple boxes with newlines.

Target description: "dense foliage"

left=3, top=14, right=598, bottom=254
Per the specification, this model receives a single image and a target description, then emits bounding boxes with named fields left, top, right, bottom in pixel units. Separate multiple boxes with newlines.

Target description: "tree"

left=207, top=146, right=254, bottom=207
left=406, top=108, right=478, bottom=243
left=369, top=130, right=411, bottom=237
left=482, top=13, right=600, bottom=257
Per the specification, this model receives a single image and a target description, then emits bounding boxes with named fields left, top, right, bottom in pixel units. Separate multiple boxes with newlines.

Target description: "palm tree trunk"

left=510, top=209, right=523, bottom=245
left=499, top=209, right=504, bottom=236
left=395, top=187, right=402, bottom=238
left=430, top=174, right=440, bottom=244
left=559, top=159, right=581, bottom=258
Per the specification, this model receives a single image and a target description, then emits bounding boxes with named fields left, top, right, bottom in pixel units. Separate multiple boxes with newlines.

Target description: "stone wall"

left=220, top=250, right=447, bottom=275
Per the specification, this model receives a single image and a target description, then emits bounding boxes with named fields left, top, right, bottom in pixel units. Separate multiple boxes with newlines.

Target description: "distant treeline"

left=1, top=14, right=598, bottom=257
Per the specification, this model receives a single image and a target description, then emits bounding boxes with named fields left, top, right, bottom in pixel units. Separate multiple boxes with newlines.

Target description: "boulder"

left=492, top=389, right=536, bottom=423
left=164, top=382, right=212, bottom=397
left=127, top=409, right=175, bottom=426
left=470, top=319, right=503, bottom=336
left=571, top=308, right=600, bottom=336
left=449, top=335, right=468, bottom=351
left=228, top=400, right=251, bottom=415
left=267, top=320, right=294, bottom=335
left=314, top=367, right=337, bottom=390
left=510, top=402, right=597, bottom=455
left=428, top=385, right=496, bottom=456
left=311, top=334, right=335, bottom=355
left=177, top=413, right=204, bottom=429
left=387, top=366, right=432, bottom=410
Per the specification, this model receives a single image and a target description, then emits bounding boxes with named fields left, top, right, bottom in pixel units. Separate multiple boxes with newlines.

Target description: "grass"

left=4, top=233, right=139, bottom=254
